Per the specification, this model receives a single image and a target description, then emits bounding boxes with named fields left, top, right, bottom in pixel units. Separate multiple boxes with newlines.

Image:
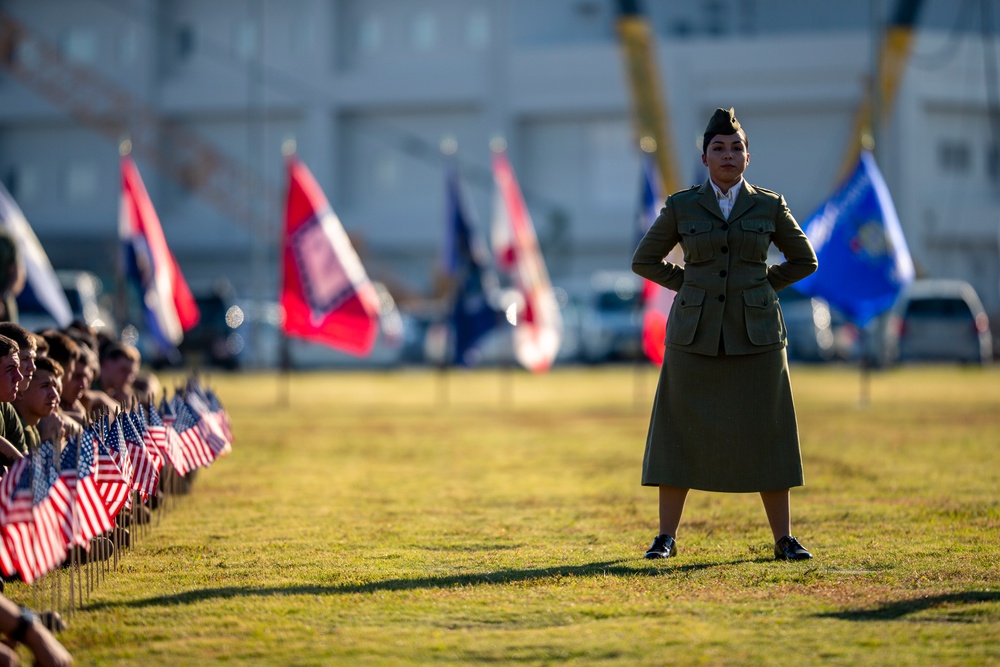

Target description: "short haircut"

left=39, top=329, right=79, bottom=369
left=64, top=326, right=98, bottom=354
left=0, top=322, right=35, bottom=354
left=76, top=343, right=97, bottom=372
left=32, top=333, right=49, bottom=356
left=101, top=341, right=141, bottom=365
left=35, top=356, right=64, bottom=378
left=0, top=334, right=19, bottom=358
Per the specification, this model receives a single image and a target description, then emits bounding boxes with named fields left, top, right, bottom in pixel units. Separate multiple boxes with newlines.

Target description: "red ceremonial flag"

left=635, top=155, right=679, bottom=365
left=490, top=146, right=562, bottom=372
left=120, top=154, right=200, bottom=348
left=280, top=155, right=381, bottom=356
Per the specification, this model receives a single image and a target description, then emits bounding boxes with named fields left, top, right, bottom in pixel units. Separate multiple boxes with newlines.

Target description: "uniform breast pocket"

left=678, top=221, right=714, bottom=264
left=739, top=218, right=775, bottom=262
left=743, top=285, right=784, bottom=346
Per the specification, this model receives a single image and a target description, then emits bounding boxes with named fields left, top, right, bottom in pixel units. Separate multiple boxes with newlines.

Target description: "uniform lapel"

left=727, top=181, right=757, bottom=222
left=697, top=180, right=727, bottom=222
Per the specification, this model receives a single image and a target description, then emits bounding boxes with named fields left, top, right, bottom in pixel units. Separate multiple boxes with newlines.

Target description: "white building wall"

left=0, top=0, right=996, bottom=336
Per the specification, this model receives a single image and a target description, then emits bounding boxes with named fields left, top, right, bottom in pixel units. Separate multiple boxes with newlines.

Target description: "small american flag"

left=147, top=402, right=189, bottom=475
left=131, top=407, right=163, bottom=471
left=1, top=459, right=35, bottom=581
left=106, top=416, right=135, bottom=490
left=59, top=432, right=113, bottom=547
left=185, top=391, right=231, bottom=458
left=205, top=387, right=234, bottom=444
left=120, top=412, right=160, bottom=500
left=28, top=443, right=71, bottom=582
left=171, top=401, right=215, bottom=470
left=95, top=425, right=130, bottom=520
left=0, top=456, right=30, bottom=577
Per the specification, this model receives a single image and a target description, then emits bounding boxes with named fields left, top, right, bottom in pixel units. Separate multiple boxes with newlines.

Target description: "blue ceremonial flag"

left=795, top=150, right=915, bottom=327
left=442, top=160, right=501, bottom=366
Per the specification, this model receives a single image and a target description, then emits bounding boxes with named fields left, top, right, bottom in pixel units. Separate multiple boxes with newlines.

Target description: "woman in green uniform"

left=632, top=108, right=818, bottom=561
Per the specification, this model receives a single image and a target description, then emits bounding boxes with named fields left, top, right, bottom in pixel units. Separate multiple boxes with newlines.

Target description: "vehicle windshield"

left=904, top=298, right=972, bottom=319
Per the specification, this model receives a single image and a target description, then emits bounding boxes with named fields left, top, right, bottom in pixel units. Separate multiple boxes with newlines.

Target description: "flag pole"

left=859, top=326, right=871, bottom=408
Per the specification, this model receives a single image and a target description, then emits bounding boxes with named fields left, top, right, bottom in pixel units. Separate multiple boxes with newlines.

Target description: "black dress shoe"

left=774, top=535, right=812, bottom=560
left=644, top=534, right=677, bottom=559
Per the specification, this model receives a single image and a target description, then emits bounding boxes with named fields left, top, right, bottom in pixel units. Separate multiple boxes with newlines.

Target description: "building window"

left=4, top=166, right=39, bottom=203
left=234, top=20, right=259, bottom=61
left=938, top=140, right=970, bottom=173
left=359, top=16, right=382, bottom=54
left=411, top=12, right=437, bottom=52
left=466, top=10, right=490, bottom=49
left=117, top=26, right=138, bottom=64
left=62, top=27, right=98, bottom=64
left=65, top=163, right=98, bottom=202
left=987, top=144, right=999, bottom=184
left=588, top=122, right=635, bottom=208
left=374, top=152, right=398, bottom=193
left=290, top=15, right=316, bottom=55
left=176, top=23, right=196, bottom=60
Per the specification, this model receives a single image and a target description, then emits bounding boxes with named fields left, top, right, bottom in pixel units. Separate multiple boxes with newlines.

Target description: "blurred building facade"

left=0, top=0, right=997, bottom=329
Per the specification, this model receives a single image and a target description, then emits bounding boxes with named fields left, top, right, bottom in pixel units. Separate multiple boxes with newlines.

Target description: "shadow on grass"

left=818, top=591, right=1000, bottom=621
left=88, top=557, right=762, bottom=610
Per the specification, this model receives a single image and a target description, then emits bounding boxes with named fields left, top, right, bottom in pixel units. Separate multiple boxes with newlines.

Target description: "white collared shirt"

left=709, top=178, right=744, bottom=220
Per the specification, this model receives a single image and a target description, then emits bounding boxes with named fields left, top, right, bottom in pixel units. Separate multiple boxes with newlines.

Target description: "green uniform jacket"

left=632, top=180, right=818, bottom=356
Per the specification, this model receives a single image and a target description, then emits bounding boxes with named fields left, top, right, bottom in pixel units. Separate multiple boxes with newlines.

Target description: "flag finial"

left=281, top=138, right=297, bottom=157
left=489, top=137, right=507, bottom=153
left=119, top=138, right=132, bottom=157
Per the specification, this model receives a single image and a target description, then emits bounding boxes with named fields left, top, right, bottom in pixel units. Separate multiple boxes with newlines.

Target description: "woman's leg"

left=759, top=489, right=790, bottom=541
left=658, top=485, right=689, bottom=537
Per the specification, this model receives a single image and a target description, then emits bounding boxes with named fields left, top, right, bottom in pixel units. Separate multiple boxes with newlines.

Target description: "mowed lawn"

left=10, top=364, right=999, bottom=666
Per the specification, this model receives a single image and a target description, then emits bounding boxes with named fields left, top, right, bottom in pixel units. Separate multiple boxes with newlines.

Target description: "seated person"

left=133, top=369, right=162, bottom=405
left=0, top=322, right=36, bottom=400
left=13, top=357, right=65, bottom=451
left=95, top=342, right=140, bottom=405
left=0, top=592, right=73, bottom=666
left=0, top=335, right=25, bottom=472
left=59, top=342, right=95, bottom=425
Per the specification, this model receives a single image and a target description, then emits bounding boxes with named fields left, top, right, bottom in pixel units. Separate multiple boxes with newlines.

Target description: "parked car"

left=15, top=269, right=116, bottom=334
left=883, top=279, right=992, bottom=365
left=777, top=287, right=835, bottom=362
left=236, top=282, right=407, bottom=369
left=578, top=271, right=643, bottom=363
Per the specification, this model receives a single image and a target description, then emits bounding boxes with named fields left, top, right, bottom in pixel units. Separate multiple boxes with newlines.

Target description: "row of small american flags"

left=0, top=379, right=232, bottom=585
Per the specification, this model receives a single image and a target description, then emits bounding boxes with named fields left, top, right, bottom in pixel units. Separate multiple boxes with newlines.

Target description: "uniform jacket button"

left=718, top=295, right=726, bottom=302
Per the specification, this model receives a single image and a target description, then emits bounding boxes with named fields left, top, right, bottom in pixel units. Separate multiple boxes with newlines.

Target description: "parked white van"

left=884, top=279, right=992, bottom=365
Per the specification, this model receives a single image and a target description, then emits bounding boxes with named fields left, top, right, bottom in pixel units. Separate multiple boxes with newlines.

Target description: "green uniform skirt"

left=641, top=346, right=804, bottom=492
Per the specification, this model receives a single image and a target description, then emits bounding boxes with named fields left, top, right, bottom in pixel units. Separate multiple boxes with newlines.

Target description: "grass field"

left=7, top=364, right=999, bottom=666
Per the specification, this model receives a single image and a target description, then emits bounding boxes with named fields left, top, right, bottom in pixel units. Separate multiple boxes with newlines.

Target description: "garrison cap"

left=702, top=107, right=745, bottom=152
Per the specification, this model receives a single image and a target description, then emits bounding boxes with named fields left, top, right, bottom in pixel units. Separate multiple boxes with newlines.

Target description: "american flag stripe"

left=127, top=443, right=159, bottom=499
left=120, top=411, right=161, bottom=499
left=176, top=428, right=214, bottom=469
left=5, top=519, right=36, bottom=582
left=67, top=431, right=114, bottom=545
